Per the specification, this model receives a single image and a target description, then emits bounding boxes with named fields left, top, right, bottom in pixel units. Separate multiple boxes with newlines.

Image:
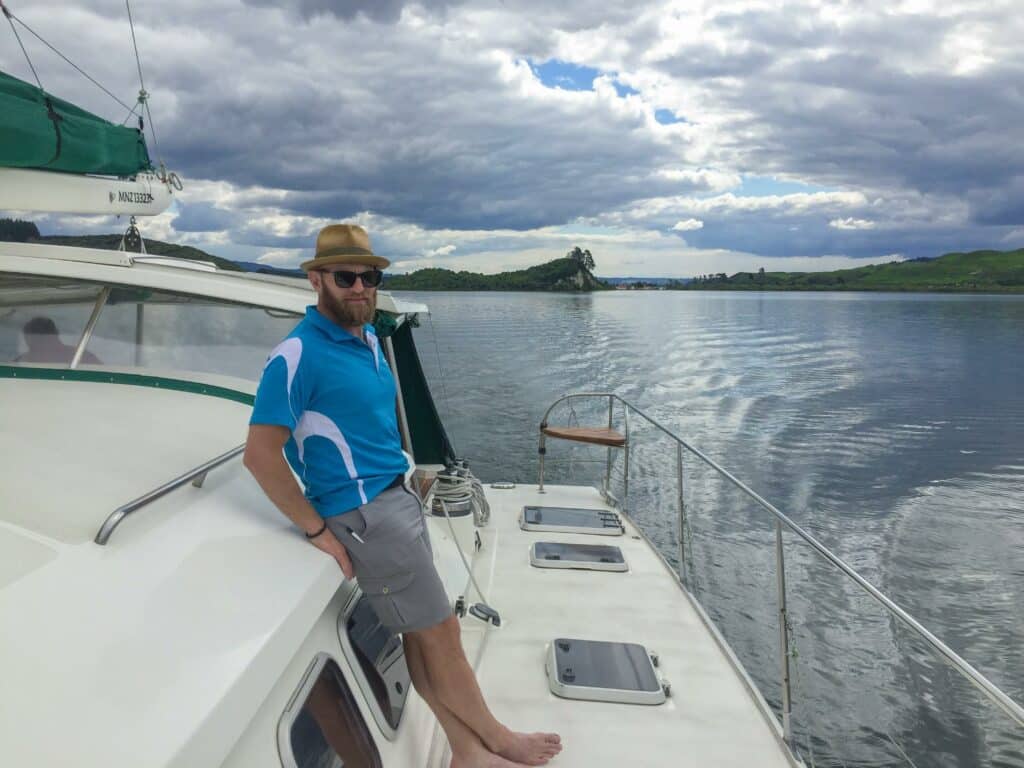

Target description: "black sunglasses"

left=321, top=268, right=384, bottom=288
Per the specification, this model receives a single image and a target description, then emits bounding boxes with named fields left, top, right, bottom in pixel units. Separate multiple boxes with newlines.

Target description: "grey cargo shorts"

left=326, top=483, right=452, bottom=633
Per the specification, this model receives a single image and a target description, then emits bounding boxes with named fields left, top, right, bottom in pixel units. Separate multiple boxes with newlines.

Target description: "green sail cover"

left=0, top=70, right=152, bottom=175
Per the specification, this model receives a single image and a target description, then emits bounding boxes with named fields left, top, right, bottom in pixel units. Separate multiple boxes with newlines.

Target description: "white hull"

left=0, top=167, right=173, bottom=216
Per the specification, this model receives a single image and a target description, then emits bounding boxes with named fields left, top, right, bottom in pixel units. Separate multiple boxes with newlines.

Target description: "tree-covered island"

left=384, top=247, right=607, bottom=291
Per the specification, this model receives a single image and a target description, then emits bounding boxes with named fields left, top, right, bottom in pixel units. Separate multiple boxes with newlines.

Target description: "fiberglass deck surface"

left=467, top=483, right=796, bottom=768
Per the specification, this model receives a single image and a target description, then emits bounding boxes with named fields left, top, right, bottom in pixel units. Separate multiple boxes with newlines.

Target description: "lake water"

left=401, top=290, right=1024, bottom=768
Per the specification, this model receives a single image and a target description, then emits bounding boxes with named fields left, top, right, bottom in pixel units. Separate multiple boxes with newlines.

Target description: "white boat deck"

left=462, top=482, right=796, bottom=768
left=0, top=373, right=796, bottom=767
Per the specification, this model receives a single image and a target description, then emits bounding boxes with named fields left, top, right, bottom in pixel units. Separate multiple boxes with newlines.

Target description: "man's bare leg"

left=409, top=615, right=561, bottom=766
left=404, top=634, right=533, bottom=768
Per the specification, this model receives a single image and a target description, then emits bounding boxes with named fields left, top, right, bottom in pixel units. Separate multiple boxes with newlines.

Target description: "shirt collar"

left=305, top=305, right=374, bottom=344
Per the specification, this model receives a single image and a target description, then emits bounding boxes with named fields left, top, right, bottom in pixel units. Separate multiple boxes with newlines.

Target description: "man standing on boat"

left=244, top=224, right=561, bottom=768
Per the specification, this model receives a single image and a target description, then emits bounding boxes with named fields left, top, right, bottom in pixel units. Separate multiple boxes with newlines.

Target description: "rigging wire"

left=120, top=100, right=141, bottom=126
left=1, top=2, right=134, bottom=113
left=2, top=1, right=44, bottom=91
left=426, top=313, right=455, bottom=429
left=125, top=0, right=164, bottom=171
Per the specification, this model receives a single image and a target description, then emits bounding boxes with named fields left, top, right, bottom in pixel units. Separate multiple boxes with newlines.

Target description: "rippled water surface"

left=400, top=290, right=1024, bottom=768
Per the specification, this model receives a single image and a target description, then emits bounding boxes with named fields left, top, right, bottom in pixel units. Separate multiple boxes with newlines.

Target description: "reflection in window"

left=0, top=274, right=102, bottom=363
left=0, top=273, right=302, bottom=380
left=345, top=596, right=411, bottom=731
left=287, top=658, right=381, bottom=768
left=88, top=286, right=300, bottom=380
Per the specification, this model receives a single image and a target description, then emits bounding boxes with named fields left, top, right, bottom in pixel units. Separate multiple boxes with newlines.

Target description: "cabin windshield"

left=0, top=273, right=301, bottom=382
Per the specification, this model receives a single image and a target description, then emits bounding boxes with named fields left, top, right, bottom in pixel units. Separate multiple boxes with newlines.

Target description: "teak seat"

left=541, top=426, right=626, bottom=448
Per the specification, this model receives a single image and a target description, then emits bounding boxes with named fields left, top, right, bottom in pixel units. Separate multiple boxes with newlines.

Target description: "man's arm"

left=243, top=424, right=354, bottom=579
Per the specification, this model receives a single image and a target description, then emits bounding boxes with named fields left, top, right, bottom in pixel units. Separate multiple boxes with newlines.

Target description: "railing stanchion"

left=604, top=395, right=614, bottom=496
left=676, top=441, right=686, bottom=583
left=537, top=423, right=547, bottom=492
left=775, top=519, right=793, bottom=747
left=622, top=404, right=630, bottom=512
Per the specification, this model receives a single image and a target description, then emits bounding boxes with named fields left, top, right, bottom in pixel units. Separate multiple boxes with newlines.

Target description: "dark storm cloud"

left=147, top=22, right=707, bottom=231
left=650, top=5, right=1024, bottom=235
left=3, top=0, right=1021, bottom=267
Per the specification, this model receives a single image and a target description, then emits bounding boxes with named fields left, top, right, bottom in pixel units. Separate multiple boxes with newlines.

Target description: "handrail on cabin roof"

left=94, top=443, right=246, bottom=545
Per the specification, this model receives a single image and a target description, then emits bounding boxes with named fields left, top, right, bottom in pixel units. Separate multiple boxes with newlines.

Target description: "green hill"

left=680, top=248, right=1024, bottom=293
left=383, top=257, right=608, bottom=292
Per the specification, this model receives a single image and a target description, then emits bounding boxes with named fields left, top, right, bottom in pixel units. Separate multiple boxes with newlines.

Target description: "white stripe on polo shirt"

left=294, top=410, right=368, bottom=505
left=264, top=337, right=303, bottom=425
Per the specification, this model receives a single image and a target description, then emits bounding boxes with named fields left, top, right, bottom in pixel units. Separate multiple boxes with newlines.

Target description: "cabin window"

left=338, top=594, right=412, bottom=738
left=279, top=654, right=382, bottom=768
left=0, top=272, right=300, bottom=380
left=85, top=286, right=299, bottom=380
left=0, top=274, right=104, bottom=364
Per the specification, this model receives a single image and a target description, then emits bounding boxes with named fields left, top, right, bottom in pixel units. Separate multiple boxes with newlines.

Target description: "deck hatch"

left=530, top=542, right=628, bottom=572
left=546, top=638, right=667, bottom=705
left=520, top=506, right=624, bottom=536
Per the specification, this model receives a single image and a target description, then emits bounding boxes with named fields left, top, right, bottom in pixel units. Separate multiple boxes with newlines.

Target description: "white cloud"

left=424, top=244, right=457, bottom=257
left=830, top=217, right=878, bottom=230
left=680, top=192, right=870, bottom=215
left=257, top=249, right=303, bottom=266
left=672, top=218, right=704, bottom=231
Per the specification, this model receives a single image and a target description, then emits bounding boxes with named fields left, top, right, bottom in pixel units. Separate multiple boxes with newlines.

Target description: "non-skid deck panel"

left=475, top=483, right=797, bottom=768
left=546, top=638, right=666, bottom=705
left=530, top=542, right=628, bottom=572
left=520, top=505, right=624, bottom=536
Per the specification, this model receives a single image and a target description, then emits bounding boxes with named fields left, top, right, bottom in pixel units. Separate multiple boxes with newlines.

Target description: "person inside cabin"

left=16, top=316, right=101, bottom=365
left=244, top=224, right=562, bottom=768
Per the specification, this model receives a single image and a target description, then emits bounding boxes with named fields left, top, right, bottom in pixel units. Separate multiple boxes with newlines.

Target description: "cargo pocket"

left=357, top=571, right=416, bottom=630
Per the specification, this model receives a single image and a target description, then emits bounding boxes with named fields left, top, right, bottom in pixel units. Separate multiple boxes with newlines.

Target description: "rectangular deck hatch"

left=520, top=506, right=624, bottom=536
left=530, top=542, right=628, bottom=572
left=546, top=638, right=668, bottom=705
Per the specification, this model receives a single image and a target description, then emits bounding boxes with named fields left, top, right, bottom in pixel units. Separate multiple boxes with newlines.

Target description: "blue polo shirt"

left=250, top=305, right=409, bottom=517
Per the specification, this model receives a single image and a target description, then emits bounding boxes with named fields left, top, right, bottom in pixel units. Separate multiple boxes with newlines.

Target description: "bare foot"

left=451, top=746, right=534, bottom=768
left=493, top=731, right=562, bottom=766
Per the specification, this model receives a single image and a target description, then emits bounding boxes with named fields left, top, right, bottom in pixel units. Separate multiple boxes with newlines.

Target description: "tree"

left=567, top=245, right=596, bottom=272
left=0, top=218, right=41, bottom=242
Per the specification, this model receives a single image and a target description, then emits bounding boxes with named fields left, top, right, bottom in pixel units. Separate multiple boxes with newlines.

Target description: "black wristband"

left=305, top=520, right=327, bottom=539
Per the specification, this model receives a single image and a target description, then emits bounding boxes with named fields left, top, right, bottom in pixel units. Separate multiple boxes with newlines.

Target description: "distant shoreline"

left=2, top=221, right=1019, bottom=294
left=389, top=286, right=1024, bottom=295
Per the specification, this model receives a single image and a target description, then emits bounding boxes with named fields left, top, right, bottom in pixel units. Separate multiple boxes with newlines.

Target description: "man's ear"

left=307, top=270, right=321, bottom=292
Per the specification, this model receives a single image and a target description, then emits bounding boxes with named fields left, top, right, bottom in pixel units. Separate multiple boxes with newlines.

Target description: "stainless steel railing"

left=94, top=443, right=245, bottom=544
left=537, top=392, right=1024, bottom=748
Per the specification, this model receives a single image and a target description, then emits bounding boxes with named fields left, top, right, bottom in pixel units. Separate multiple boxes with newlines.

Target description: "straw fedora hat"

left=300, top=224, right=390, bottom=272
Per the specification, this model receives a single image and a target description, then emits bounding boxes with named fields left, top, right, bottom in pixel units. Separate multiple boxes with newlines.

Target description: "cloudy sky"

left=3, top=0, right=1022, bottom=275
